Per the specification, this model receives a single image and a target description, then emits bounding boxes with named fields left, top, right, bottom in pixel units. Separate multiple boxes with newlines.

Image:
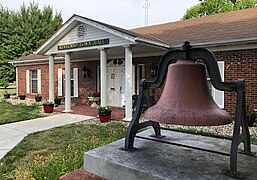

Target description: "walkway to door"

left=55, top=105, right=125, bottom=121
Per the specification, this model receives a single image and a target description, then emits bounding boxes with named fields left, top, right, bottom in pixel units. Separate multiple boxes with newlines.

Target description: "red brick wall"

left=71, top=61, right=100, bottom=105
left=17, top=61, right=100, bottom=105
left=18, top=64, right=49, bottom=100
left=214, top=49, right=257, bottom=115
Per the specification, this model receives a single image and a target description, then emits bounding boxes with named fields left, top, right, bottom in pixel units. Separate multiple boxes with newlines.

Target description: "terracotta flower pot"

left=99, top=115, right=111, bottom=123
left=43, top=104, right=54, bottom=113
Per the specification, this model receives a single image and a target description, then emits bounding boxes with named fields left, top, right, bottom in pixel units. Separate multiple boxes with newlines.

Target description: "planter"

left=54, top=98, right=61, bottom=105
left=3, top=94, right=10, bottom=99
left=35, top=96, right=42, bottom=102
left=43, top=104, right=54, bottom=113
left=88, top=97, right=100, bottom=107
left=19, top=95, right=26, bottom=100
left=248, top=115, right=256, bottom=127
left=99, top=115, right=111, bottom=123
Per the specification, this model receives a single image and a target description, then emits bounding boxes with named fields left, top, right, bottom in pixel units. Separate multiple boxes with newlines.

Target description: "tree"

left=182, top=0, right=257, bottom=20
left=0, top=2, right=62, bottom=83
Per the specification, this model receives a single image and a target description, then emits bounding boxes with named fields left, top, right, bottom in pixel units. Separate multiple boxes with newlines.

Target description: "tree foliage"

left=182, top=0, right=257, bottom=20
left=0, top=2, right=62, bottom=84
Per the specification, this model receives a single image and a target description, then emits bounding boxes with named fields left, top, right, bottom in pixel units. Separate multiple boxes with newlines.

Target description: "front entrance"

left=97, top=60, right=135, bottom=107
left=107, top=66, right=125, bottom=107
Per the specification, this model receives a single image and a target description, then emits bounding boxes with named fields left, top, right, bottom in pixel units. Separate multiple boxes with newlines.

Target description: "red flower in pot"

left=43, top=100, right=54, bottom=113
left=97, top=106, right=112, bottom=123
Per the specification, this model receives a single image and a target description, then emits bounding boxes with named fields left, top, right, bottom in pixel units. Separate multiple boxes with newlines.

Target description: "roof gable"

left=36, top=15, right=135, bottom=54
left=46, top=22, right=135, bottom=55
left=36, top=15, right=169, bottom=55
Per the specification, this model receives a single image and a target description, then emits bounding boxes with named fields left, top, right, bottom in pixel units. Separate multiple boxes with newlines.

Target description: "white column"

left=123, top=45, right=133, bottom=121
left=49, top=55, right=55, bottom=103
left=63, top=53, right=73, bottom=112
left=100, top=48, right=107, bottom=106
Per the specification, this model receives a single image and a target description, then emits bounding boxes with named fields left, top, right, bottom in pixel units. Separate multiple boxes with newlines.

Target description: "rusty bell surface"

left=144, top=60, right=232, bottom=126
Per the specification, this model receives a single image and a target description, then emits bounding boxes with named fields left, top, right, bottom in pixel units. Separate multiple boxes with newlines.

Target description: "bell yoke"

left=124, top=41, right=252, bottom=177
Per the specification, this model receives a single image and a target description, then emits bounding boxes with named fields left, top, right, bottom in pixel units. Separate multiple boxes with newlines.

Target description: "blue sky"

left=0, top=0, right=199, bottom=29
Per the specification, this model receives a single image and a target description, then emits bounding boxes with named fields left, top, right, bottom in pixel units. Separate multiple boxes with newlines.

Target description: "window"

left=31, top=70, right=38, bottom=93
left=71, top=70, right=74, bottom=96
left=26, top=69, right=41, bottom=94
left=77, top=24, right=87, bottom=39
left=206, top=61, right=224, bottom=108
left=61, top=68, right=78, bottom=97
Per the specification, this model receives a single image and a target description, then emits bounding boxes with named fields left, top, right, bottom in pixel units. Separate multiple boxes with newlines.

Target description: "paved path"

left=0, top=114, right=94, bottom=160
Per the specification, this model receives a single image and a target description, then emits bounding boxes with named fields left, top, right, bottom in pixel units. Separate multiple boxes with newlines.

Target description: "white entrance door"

left=107, top=67, right=125, bottom=107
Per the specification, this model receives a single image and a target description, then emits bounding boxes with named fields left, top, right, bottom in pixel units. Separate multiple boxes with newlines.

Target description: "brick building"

left=12, top=8, right=257, bottom=120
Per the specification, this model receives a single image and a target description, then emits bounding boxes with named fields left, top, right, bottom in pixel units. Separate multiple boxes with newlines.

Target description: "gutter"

left=172, top=37, right=257, bottom=49
left=10, top=57, right=64, bottom=66
left=135, top=37, right=170, bottom=50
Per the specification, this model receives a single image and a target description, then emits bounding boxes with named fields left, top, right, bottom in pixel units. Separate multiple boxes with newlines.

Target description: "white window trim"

left=58, top=69, right=63, bottom=96
left=37, top=69, right=41, bottom=94
left=212, top=61, right=225, bottom=108
left=26, top=70, right=30, bottom=93
left=136, top=64, right=145, bottom=94
left=73, top=68, right=78, bottom=97
left=63, top=68, right=78, bottom=97
left=97, top=66, right=101, bottom=92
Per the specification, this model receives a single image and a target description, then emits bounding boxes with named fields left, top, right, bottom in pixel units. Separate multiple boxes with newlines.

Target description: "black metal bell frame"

left=124, top=41, right=253, bottom=177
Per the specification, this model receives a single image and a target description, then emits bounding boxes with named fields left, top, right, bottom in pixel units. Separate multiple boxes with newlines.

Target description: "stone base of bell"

left=84, top=129, right=257, bottom=180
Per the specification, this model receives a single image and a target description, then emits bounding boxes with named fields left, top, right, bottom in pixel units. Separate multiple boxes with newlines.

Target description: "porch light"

left=82, top=66, right=90, bottom=78
left=150, top=64, right=158, bottom=77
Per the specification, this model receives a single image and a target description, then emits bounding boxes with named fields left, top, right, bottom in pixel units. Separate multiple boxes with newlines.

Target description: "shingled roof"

left=131, top=7, right=257, bottom=47
left=14, top=54, right=48, bottom=61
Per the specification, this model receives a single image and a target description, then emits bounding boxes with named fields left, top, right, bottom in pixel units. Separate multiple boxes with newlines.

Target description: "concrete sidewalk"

left=0, top=114, right=94, bottom=159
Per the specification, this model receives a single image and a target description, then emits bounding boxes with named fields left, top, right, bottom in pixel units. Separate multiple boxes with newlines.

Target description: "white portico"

left=35, top=14, right=169, bottom=120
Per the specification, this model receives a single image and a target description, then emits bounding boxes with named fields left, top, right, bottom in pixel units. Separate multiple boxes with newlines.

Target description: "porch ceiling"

left=65, top=43, right=168, bottom=61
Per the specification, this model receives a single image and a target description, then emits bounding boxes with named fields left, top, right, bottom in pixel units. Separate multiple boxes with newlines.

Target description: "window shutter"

left=26, top=70, right=30, bottom=93
left=212, top=61, right=224, bottom=108
left=37, top=69, right=41, bottom=94
left=58, top=69, right=63, bottom=96
left=132, top=65, right=135, bottom=93
left=73, top=68, right=78, bottom=97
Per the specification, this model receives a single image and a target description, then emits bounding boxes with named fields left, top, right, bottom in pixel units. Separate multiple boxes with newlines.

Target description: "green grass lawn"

left=0, top=86, right=16, bottom=97
left=0, top=122, right=126, bottom=180
left=0, top=101, right=43, bottom=125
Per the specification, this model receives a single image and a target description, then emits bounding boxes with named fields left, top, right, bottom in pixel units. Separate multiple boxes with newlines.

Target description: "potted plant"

left=97, top=106, right=112, bottom=123
left=1, top=79, right=10, bottom=99
left=35, top=93, right=42, bottom=102
left=19, top=93, right=26, bottom=100
left=3, top=90, right=10, bottom=99
left=43, top=100, right=54, bottom=113
left=246, top=102, right=256, bottom=127
left=88, top=92, right=100, bottom=107
left=54, top=96, right=62, bottom=105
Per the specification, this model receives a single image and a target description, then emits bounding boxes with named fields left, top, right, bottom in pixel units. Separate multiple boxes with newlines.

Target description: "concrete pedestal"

left=84, top=129, right=257, bottom=180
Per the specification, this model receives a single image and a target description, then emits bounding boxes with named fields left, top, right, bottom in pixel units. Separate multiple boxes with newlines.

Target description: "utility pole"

left=144, top=0, right=150, bottom=26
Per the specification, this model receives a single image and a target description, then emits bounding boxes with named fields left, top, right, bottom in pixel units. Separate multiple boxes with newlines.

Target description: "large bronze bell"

left=144, top=60, right=232, bottom=126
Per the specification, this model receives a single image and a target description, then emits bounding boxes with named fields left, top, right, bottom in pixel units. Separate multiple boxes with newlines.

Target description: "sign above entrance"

left=58, top=38, right=110, bottom=50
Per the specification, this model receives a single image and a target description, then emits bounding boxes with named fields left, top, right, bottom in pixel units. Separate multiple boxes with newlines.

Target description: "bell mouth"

left=144, top=60, right=232, bottom=126
left=144, top=105, right=232, bottom=126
